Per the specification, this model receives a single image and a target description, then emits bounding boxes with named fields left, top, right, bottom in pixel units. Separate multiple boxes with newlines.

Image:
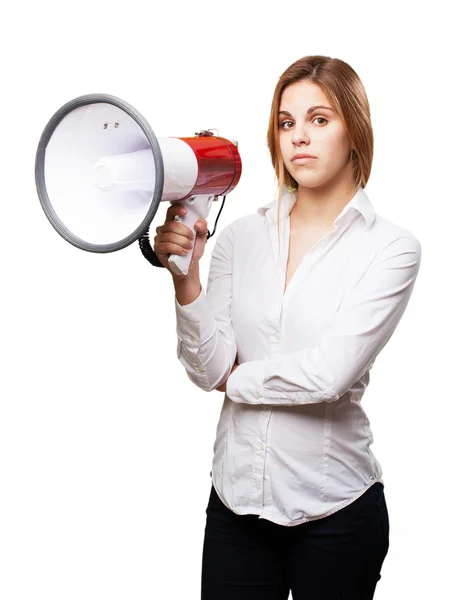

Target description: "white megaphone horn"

left=34, top=93, right=242, bottom=276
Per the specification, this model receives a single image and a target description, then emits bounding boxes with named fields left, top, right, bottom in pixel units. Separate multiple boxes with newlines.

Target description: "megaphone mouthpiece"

left=92, top=149, right=155, bottom=193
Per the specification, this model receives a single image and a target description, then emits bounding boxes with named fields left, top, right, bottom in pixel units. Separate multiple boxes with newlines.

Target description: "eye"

left=279, top=120, right=294, bottom=130
left=313, top=116, right=328, bottom=125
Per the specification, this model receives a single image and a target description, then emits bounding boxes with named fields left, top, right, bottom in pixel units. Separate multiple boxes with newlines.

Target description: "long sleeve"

left=175, top=223, right=237, bottom=391
left=226, top=235, right=422, bottom=405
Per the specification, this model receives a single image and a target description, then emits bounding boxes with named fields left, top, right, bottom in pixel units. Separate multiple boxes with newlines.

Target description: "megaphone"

left=35, top=93, right=242, bottom=276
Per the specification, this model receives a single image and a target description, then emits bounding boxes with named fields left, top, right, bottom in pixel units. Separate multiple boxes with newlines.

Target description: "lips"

left=291, top=155, right=317, bottom=166
left=292, top=153, right=315, bottom=160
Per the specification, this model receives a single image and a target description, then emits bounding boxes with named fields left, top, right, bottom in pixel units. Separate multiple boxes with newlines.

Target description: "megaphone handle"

left=168, top=194, right=214, bottom=276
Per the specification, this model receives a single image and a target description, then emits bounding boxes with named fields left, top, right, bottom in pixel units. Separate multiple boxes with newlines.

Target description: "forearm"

left=226, top=236, right=421, bottom=406
left=174, top=277, right=237, bottom=391
left=174, top=224, right=237, bottom=392
left=175, top=304, right=237, bottom=392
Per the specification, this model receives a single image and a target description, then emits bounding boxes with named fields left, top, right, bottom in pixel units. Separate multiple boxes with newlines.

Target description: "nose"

left=291, top=123, right=309, bottom=146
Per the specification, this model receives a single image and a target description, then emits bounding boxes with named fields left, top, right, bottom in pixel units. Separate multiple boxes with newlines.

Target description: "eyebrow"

left=278, top=105, right=334, bottom=117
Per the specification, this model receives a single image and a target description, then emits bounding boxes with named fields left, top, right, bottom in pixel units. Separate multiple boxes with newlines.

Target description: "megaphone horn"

left=35, top=93, right=242, bottom=276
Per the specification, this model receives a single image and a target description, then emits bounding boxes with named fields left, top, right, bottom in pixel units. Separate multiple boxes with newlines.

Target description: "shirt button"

left=260, top=443, right=265, bottom=450
left=188, top=335, right=196, bottom=342
left=253, top=391, right=260, bottom=399
left=234, top=391, right=241, bottom=398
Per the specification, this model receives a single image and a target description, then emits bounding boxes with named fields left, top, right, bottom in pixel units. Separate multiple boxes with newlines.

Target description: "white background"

left=0, top=1, right=446, bottom=598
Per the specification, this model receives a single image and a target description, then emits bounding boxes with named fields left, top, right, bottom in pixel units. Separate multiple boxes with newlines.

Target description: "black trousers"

left=201, top=482, right=389, bottom=600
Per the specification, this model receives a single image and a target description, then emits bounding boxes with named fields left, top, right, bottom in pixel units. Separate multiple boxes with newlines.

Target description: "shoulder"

left=215, top=205, right=268, bottom=244
left=369, top=213, right=421, bottom=257
left=229, top=201, right=271, bottom=234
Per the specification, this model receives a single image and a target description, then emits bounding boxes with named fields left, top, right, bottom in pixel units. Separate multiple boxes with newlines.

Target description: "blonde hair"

left=266, top=55, right=374, bottom=248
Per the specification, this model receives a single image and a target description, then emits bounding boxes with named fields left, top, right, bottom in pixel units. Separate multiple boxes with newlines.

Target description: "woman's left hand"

left=215, top=362, right=238, bottom=392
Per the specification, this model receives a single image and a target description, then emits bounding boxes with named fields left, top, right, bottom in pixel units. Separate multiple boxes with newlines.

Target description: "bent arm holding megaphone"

left=35, top=93, right=242, bottom=392
left=153, top=202, right=238, bottom=391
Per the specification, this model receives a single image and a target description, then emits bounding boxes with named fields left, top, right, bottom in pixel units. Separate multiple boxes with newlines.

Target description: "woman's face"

left=278, top=80, right=353, bottom=190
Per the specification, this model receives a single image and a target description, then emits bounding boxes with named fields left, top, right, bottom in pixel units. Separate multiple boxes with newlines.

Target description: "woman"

left=154, top=55, right=421, bottom=599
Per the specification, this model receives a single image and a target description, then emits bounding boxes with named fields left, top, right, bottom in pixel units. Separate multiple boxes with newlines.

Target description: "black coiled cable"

left=138, top=195, right=227, bottom=266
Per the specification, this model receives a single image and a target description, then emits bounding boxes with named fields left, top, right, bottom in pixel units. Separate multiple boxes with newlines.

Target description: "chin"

left=294, top=175, right=327, bottom=189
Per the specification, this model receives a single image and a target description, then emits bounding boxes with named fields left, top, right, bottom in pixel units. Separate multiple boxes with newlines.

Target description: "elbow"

left=185, top=370, right=215, bottom=392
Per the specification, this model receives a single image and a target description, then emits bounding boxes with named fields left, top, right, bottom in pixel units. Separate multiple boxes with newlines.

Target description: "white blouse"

left=174, top=186, right=421, bottom=526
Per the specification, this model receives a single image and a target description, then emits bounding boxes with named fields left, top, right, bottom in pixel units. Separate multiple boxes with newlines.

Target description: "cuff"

left=174, top=286, right=217, bottom=345
left=225, top=359, right=276, bottom=403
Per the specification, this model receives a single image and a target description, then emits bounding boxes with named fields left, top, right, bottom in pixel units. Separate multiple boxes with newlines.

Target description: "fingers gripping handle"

left=168, top=194, right=214, bottom=276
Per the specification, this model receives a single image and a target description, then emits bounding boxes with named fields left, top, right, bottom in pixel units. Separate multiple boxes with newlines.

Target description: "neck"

left=290, top=176, right=357, bottom=229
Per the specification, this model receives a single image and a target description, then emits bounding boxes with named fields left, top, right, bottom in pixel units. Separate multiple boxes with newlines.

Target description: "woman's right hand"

left=154, top=203, right=208, bottom=276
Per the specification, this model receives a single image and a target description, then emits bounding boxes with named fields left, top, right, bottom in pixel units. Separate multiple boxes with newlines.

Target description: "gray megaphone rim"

left=35, top=93, right=164, bottom=253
